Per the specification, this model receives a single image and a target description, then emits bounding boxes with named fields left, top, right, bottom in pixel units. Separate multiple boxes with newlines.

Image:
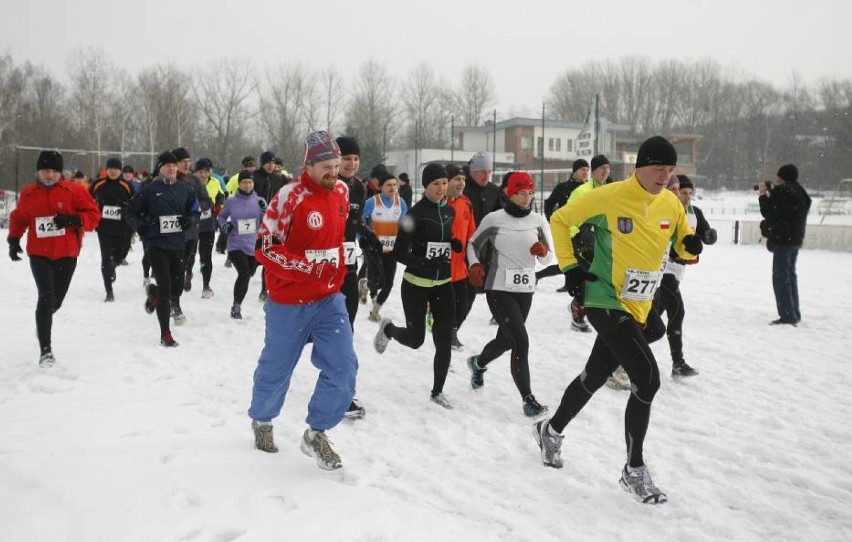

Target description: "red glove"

left=213, top=204, right=223, bottom=216
left=469, top=264, right=485, bottom=287
left=529, top=241, right=548, bottom=257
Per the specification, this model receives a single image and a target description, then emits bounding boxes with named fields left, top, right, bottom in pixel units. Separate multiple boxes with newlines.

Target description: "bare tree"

left=401, top=62, right=453, bottom=148
left=67, top=46, right=113, bottom=155
left=345, top=59, right=396, bottom=169
left=259, top=62, right=320, bottom=169
left=191, top=58, right=258, bottom=169
left=455, top=64, right=495, bottom=126
left=320, top=66, right=346, bottom=134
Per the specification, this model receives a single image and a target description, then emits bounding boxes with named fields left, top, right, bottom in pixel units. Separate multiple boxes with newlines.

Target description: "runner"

left=7, top=150, right=101, bottom=366
left=444, top=164, right=476, bottom=350
left=248, top=131, right=357, bottom=470
left=465, top=172, right=554, bottom=417
left=217, top=170, right=265, bottom=319
left=126, top=151, right=200, bottom=345
left=361, top=169, right=408, bottom=322
left=194, top=157, right=224, bottom=298
left=90, top=157, right=135, bottom=301
left=654, top=174, right=717, bottom=377
left=534, top=136, right=703, bottom=504
left=373, top=163, right=460, bottom=409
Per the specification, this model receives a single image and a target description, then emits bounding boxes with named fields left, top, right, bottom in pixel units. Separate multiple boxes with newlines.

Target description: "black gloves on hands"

left=8, top=237, right=22, bottom=261
left=178, top=216, right=192, bottom=231
left=450, top=238, right=463, bottom=253
left=359, top=234, right=383, bottom=252
left=221, top=222, right=235, bottom=234
left=566, top=266, right=597, bottom=297
left=702, top=228, right=718, bottom=245
left=53, top=214, right=81, bottom=229
left=683, top=234, right=703, bottom=255
left=258, top=199, right=268, bottom=211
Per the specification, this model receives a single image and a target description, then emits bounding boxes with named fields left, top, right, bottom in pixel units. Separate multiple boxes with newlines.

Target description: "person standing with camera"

left=758, top=164, right=811, bottom=326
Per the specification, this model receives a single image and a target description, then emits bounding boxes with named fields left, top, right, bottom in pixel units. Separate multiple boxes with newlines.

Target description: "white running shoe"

left=374, top=318, right=392, bottom=354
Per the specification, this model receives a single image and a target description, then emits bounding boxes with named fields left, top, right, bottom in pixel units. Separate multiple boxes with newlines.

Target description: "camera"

left=753, top=181, right=772, bottom=191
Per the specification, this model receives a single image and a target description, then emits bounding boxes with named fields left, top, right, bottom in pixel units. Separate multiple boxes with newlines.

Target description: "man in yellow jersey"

left=533, top=136, right=703, bottom=505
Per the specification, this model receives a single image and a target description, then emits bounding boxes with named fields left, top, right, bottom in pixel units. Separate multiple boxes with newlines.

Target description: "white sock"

left=547, top=424, right=561, bottom=437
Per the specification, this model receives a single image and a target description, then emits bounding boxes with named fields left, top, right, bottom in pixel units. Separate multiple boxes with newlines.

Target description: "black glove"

left=178, top=216, right=192, bottom=230
left=702, top=228, right=718, bottom=245
left=221, top=222, right=235, bottom=234
left=53, top=214, right=82, bottom=229
left=566, top=266, right=597, bottom=297
left=450, top=238, right=463, bottom=253
left=683, top=234, right=703, bottom=255
left=258, top=199, right=268, bottom=211
left=8, top=237, right=22, bottom=261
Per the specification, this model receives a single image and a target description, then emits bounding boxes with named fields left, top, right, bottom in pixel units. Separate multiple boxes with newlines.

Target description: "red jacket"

left=8, top=179, right=101, bottom=260
left=448, top=194, right=476, bottom=281
left=256, top=171, right=349, bottom=304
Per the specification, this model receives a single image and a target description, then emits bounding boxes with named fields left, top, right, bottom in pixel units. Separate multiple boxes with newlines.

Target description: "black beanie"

left=336, top=136, right=360, bottom=157
left=195, top=158, right=213, bottom=171
left=590, top=155, right=609, bottom=171
left=777, top=164, right=798, bottom=183
left=155, top=151, right=178, bottom=173
left=369, top=163, right=389, bottom=180
left=398, top=172, right=410, bottom=183
left=37, top=150, right=63, bottom=172
left=676, top=174, right=693, bottom=190
left=122, top=165, right=135, bottom=174
left=238, top=169, right=254, bottom=181
left=635, top=136, right=677, bottom=168
left=106, top=157, right=122, bottom=170
left=259, top=151, right=275, bottom=166
left=445, top=164, right=463, bottom=180
left=378, top=170, right=396, bottom=186
left=572, top=159, right=589, bottom=173
left=172, top=147, right=190, bottom=162
left=421, top=163, right=448, bottom=187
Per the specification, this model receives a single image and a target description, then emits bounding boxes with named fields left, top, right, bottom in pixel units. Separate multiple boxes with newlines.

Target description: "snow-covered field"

left=1, top=224, right=851, bottom=542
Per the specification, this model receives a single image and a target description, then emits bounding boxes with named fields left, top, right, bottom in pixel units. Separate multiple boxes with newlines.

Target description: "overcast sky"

left=1, top=0, right=848, bottom=117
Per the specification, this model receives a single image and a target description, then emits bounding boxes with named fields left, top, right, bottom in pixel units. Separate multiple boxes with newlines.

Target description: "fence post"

left=734, top=220, right=740, bottom=244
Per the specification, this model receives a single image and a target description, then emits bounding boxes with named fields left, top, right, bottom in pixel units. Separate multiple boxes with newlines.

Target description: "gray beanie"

left=469, top=151, right=492, bottom=172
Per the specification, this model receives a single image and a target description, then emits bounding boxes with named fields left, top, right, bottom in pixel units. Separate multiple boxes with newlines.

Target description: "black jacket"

left=544, top=178, right=584, bottom=220
left=127, top=177, right=199, bottom=252
left=253, top=168, right=285, bottom=203
left=759, top=182, right=811, bottom=247
left=393, top=196, right=455, bottom=282
left=398, top=183, right=413, bottom=208
left=463, top=177, right=504, bottom=226
left=90, top=177, right=135, bottom=236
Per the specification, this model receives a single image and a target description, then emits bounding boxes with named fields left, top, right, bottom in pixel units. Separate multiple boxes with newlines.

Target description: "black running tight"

left=148, top=248, right=184, bottom=334
left=228, top=250, right=258, bottom=305
left=549, top=307, right=661, bottom=468
left=477, top=290, right=534, bottom=398
left=29, top=256, right=77, bottom=352
left=386, top=279, right=455, bottom=396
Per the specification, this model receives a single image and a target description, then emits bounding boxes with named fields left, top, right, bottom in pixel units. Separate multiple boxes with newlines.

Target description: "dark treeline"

left=1, top=48, right=849, bottom=191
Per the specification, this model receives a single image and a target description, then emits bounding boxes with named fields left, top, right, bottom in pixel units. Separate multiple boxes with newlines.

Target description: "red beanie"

left=506, top=171, right=535, bottom=197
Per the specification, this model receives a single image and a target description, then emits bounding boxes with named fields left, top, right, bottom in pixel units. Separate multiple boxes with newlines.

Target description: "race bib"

left=378, top=235, right=396, bottom=253
left=101, top=205, right=122, bottom=221
left=159, top=215, right=182, bottom=234
left=236, top=219, right=256, bottom=235
left=35, top=216, right=65, bottom=238
left=200, top=208, right=212, bottom=220
left=426, top=242, right=450, bottom=260
left=620, top=268, right=663, bottom=301
left=504, top=267, right=535, bottom=290
left=343, top=242, right=357, bottom=266
left=305, top=248, right=339, bottom=268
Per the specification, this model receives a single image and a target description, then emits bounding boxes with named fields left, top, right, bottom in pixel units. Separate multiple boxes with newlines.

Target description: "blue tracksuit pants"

left=248, top=293, right=358, bottom=431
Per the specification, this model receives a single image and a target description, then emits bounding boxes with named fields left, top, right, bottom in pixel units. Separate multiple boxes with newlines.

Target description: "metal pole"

left=594, top=94, right=600, bottom=156
left=450, top=115, right=454, bottom=162
left=14, top=145, right=19, bottom=205
left=492, top=109, right=497, bottom=171
left=414, top=121, right=419, bottom=198
left=541, top=102, right=545, bottom=202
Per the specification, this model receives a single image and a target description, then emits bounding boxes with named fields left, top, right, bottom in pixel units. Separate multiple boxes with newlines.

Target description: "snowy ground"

left=1, top=228, right=851, bottom=542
